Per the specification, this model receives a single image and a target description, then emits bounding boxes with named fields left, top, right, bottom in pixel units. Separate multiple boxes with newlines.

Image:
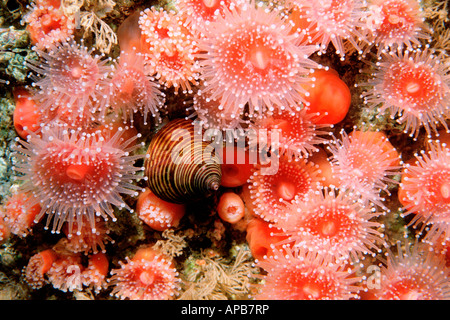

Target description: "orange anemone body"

left=303, top=69, right=351, bottom=125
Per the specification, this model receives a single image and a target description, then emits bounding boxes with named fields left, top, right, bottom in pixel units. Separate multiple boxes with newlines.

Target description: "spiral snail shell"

left=145, top=118, right=222, bottom=204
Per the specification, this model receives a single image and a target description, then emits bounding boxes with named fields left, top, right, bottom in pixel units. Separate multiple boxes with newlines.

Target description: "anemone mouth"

left=247, top=155, right=322, bottom=223
left=253, top=247, right=362, bottom=300
left=217, top=27, right=294, bottom=91
left=49, top=50, right=100, bottom=95
left=384, top=60, right=441, bottom=112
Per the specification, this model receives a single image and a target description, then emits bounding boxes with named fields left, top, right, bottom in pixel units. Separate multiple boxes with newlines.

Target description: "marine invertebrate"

left=2, top=0, right=448, bottom=304
left=286, top=0, right=369, bottom=58
left=429, top=234, right=450, bottom=267
left=12, top=125, right=144, bottom=235
left=365, top=0, right=430, bottom=51
left=136, top=188, right=186, bottom=231
left=246, top=154, right=323, bottom=223
left=24, top=0, right=76, bottom=50
left=63, top=216, right=113, bottom=254
left=217, top=192, right=245, bottom=224
left=373, top=241, right=450, bottom=299
left=100, top=51, right=165, bottom=126
left=360, top=48, right=450, bottom=139
left=256, top=107, right=333, bottom=159
left=191, top=85, right=246, bottom=132
left=92, top=121, right=139, bottom=149
left=398, top=143, right=450, bottom=242
left=277, top=188, right=385, bottom=263
left=2, top=191, right=41, bottom=237
left=26, top=39, right=113, bottom=128
left=81, top=252, right=109, bottom=293
left=197, top=1, right=319, bottom=117
left=253, top=247, right=362, bottom=300
left=301, top=69, right=352, bottom=125
left=145, top=118, right=222, bottom=204
left=47, top=253, right=84, bottom=292
left=77, top=10, right=118, bottom=55
left=139, top=7, right=199, bottom=93
left=308, top=146, right=341, bottom=187
left=174, top=0, right=242, bottom=35
left=152, top=229, right=188, bottom=258
left=12, top=88, right=41, bottom=140
left=422, top=0, right=449, bottom=34
left=116, top=11, right=142, bottom=55
left=109, top=247, right=181, bottom=300
left=219, top=146, right=254, bottom=188
left=245, top=217, right=289, bottom=261
left=327, top=130, right=401, bottom=207
left=24, top=249, right=58, bottom=289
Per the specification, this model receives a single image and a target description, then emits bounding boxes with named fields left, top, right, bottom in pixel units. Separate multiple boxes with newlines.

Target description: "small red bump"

left=217, top=192, right=245, bottom=224
left=303, top=69, right=351, bottom=125
left=13, top=88, right=41, bottom=139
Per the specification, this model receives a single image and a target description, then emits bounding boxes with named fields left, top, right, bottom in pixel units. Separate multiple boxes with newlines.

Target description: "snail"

left=145, top=118, right=222, bottom=203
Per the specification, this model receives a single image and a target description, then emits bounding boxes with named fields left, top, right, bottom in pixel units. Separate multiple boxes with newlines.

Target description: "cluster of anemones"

left=351, top=2, right=450, bottom=300
left=5, top=7, right=175, bottom=297
left=4, top=0, right=450, bottom=301
left=138, top=0, right=450, bottom=300
left=114, top=0, right=368, bottom=137
left=235, top=126, right=404, bottom=299
left=205, top=0, right=450, bottom=300
left=244, top=184, right=388, bottom=299
left=23, top=242, right=181, bottom=299
left=241, top=125, right=450, bottom=299
left=9, top=1, right=175, bottom=238
left=353, top=1, right=449, bottom=141
left=24, top=245, right=110, bottom=293
left=244, top=156, right=450, bottom=300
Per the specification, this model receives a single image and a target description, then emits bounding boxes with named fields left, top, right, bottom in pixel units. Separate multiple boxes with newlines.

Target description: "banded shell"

left=145, top=118, right=222, bottom=203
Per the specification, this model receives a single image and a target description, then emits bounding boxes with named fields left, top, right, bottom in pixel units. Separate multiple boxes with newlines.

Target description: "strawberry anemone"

left=11, top=125, right=144, bottom=235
